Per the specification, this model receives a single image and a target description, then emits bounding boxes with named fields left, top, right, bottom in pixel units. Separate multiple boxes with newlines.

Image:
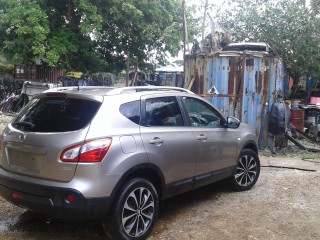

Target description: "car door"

left=180, top=96, right=238, bottom=184
left=139, top=95, right=197, bottom=196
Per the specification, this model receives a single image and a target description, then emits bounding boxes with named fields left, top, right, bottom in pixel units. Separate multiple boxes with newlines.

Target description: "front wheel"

left=103, top=178, right=159, bottom=240
left=230, top=149, right=260, bottom=191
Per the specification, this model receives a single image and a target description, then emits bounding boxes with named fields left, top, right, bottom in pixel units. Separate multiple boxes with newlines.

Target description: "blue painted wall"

left=185, top=53, right=288, bottom=148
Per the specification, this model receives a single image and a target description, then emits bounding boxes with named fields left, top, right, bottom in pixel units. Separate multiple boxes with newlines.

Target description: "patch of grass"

left=271, top=148, right=320, bottom=162
left=300, top=152, right=320, bottom=161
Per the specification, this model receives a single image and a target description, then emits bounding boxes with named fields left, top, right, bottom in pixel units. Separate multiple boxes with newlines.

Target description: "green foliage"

left=173, top=59, right=184, bottom=66
left=217, top=0, right=320, bottom=83
left=0, top=0, right=49, bottom=64
left=0, top=52, right=14, bottom=75
left=0, top=62, right=14, bottom=75
left=97, top=0, right=189, bottom=72
left=0, top=0, right=197, bottom=73
left=77, top=0, right=103, bottom=36
left=37, top=0, right=104, bottom=70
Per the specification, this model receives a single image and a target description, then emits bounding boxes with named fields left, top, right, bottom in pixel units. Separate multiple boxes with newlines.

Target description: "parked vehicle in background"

left=0, top=81, right=59, bottom=114
left=129, top=65, right=184, bottom=87
left=58, top=72, right=114, bottom=87
left=154, top=65, right=184, bottom=87
left=0, top=86, right=260, bottom=240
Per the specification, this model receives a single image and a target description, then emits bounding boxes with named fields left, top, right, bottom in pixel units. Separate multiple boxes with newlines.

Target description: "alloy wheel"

left=235, top=154, right=258, bottom=187
left=122, top=187, right=155, bottom=237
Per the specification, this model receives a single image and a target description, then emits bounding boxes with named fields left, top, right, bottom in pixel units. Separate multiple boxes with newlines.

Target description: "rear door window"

left=143, top=96, right=184, bottom=127
left=12, top=97, right=101, bottom=132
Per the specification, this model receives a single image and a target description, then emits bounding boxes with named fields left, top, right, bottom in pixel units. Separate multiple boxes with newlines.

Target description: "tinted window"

left=12, top=97, right=101, bottom=132
left=144, top=97, right=184, bottom=127
left=120, top=101, right=140, bottom=125
left=182, top=97, right=224, bottom=128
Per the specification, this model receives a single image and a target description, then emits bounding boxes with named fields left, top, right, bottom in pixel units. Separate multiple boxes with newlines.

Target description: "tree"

left=0, top=0, right=199, bottom=73
left=95, top=0, right=199, bottom=72
left=0, top=0, right=49, bottom=65
left=217, top=0, right=320, bottom=84
left=40, top=0, right=104, bottom=71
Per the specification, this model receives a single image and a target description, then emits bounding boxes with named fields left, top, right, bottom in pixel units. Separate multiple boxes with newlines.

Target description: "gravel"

left=0, top=158, right=319, bottom=240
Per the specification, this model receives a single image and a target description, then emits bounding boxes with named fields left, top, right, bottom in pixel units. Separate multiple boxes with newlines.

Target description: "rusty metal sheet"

left=14, top=65, right=65, bottom=83
left=14, top=65, right=37, bottom=79
left=184, top=51, right=288, bottom=149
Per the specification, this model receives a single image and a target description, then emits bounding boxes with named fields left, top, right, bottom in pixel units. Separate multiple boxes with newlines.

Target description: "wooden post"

left=125, top=51, right=130, bottom=87
left=135, top=57, right=138, bottom=72
left=132, top=57, right=139, bottom=86
left=188, top=77, right=195, bottom=90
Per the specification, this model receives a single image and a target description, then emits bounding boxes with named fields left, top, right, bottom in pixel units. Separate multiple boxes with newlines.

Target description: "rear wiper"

left=13, top=121, right=35, bottom=128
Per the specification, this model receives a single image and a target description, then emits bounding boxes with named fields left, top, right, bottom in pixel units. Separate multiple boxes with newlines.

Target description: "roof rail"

left=43, top=86, right=115, bottom=93
left=108, top=86, right=195, bottom=94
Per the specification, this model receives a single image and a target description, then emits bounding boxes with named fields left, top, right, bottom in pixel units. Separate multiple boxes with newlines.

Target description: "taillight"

left=61, top=144, right=82, bottom=162
left=60, top=138, right=112, bottom=163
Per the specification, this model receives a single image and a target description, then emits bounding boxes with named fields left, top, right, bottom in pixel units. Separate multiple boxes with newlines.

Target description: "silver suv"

left=0, top=86, right=260, bottom=240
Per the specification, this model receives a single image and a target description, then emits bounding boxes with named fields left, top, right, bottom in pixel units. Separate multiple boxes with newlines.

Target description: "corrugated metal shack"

left=184, top=47, right=289, bottom=149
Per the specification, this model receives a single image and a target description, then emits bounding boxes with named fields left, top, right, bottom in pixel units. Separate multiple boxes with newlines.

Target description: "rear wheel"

left=230, top=149, right=260, bottom=191
left=103, top=178, right=159, bottom=240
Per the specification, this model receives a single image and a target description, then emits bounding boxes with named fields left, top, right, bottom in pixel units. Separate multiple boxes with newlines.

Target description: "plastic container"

left=310, top=97, right=320, bottom=104
left=291, top=100, right=299, bottom=109
left=291, top=109, right=305, bottom=131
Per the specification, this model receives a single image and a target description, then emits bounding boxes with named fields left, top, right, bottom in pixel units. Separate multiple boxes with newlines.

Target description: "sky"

left=168, top=0, right=227, bottom=63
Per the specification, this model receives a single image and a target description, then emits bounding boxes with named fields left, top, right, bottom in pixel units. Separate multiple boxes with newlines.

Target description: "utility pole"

left=182, top=0, right=187, bottom=87
left=202, top=0, right=208, bottom=41
left=182, top=0, right=187, bottom=58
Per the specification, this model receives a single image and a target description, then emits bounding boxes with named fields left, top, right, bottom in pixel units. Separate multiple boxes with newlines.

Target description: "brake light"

left=46, top=93, right=66, bottom=97
left=60, top=138, right=112, bottom=163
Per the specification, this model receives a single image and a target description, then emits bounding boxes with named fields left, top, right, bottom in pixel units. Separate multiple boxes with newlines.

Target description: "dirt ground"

left=0, top=156, right=319, bottom=240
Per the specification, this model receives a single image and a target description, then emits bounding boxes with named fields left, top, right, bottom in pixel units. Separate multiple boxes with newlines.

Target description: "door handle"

left=149, top=138, right=164, bottom=144
left=196, top=134, right=207, bottom=141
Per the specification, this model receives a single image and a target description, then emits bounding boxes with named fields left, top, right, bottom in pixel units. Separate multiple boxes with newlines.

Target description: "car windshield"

left=12, top=96, right=101, bottom=132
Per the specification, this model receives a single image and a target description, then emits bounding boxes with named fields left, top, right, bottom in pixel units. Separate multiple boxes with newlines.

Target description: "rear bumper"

left=0, top=172, right=110, bottom=221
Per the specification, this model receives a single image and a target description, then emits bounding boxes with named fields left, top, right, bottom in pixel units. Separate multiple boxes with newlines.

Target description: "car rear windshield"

left=12, top=97, right=101, bottom=132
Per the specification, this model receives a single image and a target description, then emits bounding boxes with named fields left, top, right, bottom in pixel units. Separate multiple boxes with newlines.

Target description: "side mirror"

left=227, top=116, right=240, bottom=129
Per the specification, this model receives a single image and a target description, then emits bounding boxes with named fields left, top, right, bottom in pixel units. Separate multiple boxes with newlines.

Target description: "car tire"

left=103, top=178, right=159, bottom=240
left=230, top=149, right=260, bottom=191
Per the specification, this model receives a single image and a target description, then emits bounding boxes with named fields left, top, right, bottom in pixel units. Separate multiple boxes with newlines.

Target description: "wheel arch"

left=106, top=163, right=166, bottom=214
left=241, top=140, right=258, bottom=154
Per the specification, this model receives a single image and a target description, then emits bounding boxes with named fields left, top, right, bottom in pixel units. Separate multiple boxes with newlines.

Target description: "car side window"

left=144, top=97, right=184, bottom=127
left=182, top=97, right=223, bottom=128
left=120, top=100, right=141, bottom=125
